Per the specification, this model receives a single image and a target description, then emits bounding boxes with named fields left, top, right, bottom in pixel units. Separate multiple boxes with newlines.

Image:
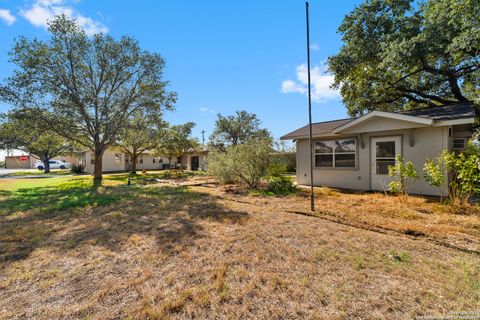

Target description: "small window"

left=314, top=139, right=356, bottom=168
left=159, top=158, right=163, bottom=163
left=90, top=153, right=95, bottom=165
left=114, top=153, right=122, bottom=164
left=452, top=138, right=466, bottom=150
left=139, top=158, right=143, bottom=164
left=153, top=158, right=156, bottom=163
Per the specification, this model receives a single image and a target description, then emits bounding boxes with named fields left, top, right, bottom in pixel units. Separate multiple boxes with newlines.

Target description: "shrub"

left=270, top=152, right=296, bottom=173
left=424, top=142, right=480, bottom=205
left=267, top=163, right=287, bottom=178
left=423, top=157, right=447, bottom=201
left=267, top=175, right=296, bottom=195
left=207, top=138, right=272, bottom=188
left=70, top=163, right=85, bottom=174
left=388, top=155, right=419, bottom=195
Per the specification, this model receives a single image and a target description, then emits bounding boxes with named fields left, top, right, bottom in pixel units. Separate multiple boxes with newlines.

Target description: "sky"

left=0, top=0, right=363, bottom=159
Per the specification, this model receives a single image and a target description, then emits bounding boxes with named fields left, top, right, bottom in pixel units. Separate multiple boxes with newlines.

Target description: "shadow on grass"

left=0, top=181, right=249, bottom=262
left=0, top=179, right=126, bottom=214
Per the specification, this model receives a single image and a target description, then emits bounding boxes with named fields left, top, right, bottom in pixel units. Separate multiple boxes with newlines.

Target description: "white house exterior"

left=74, top=149, right=208, bottom=173
left=281, top=104, right=476, bottom=196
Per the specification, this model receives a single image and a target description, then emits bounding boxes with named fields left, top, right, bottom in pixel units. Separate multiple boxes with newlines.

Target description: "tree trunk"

left=131, top=153, right=137, bottom=174
left=93, top=149, right=104, bottom=182
left=43, top=159, right=50, bottom=173
left=474, top=104, right=480, bottom=140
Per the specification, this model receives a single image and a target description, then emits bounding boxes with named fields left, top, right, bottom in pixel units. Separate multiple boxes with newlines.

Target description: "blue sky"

left=0, top=0, right=362, bottom=146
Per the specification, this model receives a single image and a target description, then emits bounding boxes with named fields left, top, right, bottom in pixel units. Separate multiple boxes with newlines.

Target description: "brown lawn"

left=0, top=175, right=479, bottom=319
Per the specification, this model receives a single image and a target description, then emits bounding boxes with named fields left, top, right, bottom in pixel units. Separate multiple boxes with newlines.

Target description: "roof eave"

left=332, top=111, right=434, bottom=134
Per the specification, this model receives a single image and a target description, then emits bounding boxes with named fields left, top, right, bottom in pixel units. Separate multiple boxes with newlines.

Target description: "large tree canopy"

left=209, top=110, right=272, bottom=147
left=0, top=15, right=176, bottom=180
left=328, top=0, right=479, bottom=122
left=155, top=122, right=198, bottom=169
left=117, top=110, right=166, bottom=174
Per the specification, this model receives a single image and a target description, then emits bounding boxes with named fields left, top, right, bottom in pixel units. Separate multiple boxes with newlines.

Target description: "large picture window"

left=314, top=139, right=356, bottom=168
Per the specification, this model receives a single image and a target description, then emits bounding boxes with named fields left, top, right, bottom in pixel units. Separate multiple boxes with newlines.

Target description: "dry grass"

left=0, top=178, right=479, bottom=319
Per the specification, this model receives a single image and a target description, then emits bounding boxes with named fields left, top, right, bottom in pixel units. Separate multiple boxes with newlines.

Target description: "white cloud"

left=21, top=0, right=108, bottom=35
left=281, top=64, right=339, bottom=103
left=200, top=107, right=216, bottom=114
left=310, top=43, right=319, bottom=50
left=0, top=9, right=16, bottom=25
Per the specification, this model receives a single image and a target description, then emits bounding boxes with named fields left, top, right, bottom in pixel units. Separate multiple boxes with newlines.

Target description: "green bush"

left=424, top=142, right=480, bottom=205
left=423, top=157, right=447, bottom=201
left=207, top=138, right=272, bottom=188
left=267, top=175, right=296, bottom=195
left=270, top=152, right=296, bottom=173
left=70, top=163, right=85, bottom=174
left=267, top=163, right=287, bottom=177
left=388, top=155, right=419, bottom=195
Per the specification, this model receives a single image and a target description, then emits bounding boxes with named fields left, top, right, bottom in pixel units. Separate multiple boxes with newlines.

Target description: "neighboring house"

left=281, top=104, right=475, bottom=196
left=5, top=155, right=76, bottom=169
left=74, top=149, right=208, bottom=173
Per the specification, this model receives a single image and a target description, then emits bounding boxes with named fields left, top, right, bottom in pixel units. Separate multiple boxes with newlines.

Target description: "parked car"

left=34, top=160, right=72, bottom=170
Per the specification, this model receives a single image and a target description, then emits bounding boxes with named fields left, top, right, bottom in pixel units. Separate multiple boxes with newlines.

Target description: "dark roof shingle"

left=280, top=118, right=352, bottom=140
left=281, top=104, right=475, bottom=140
left=399, top=103, right=475, bottom=120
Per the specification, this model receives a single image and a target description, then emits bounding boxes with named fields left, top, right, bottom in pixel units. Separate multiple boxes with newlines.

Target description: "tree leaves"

left=328, top=0, right=479, bottom=117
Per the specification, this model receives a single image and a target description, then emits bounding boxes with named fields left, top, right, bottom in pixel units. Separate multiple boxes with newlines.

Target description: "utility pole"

left=306, top=1, right=315, bottom=212
left=201, top=130, right=206, bottom=147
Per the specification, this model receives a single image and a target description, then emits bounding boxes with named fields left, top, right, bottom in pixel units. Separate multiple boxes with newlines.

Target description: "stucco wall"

left=82, top=150, right=126, bottom=173
left=5, top=156, right=35, bottom=169
left=296, top=126, right=450, bottom=196
left=135, top=154, right=168, bottom=170
left=186, top=153, right=207, bottom=171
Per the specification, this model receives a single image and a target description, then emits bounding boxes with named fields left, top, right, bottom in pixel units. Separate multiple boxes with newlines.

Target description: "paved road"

left=0, top=169, right=38, bottom=177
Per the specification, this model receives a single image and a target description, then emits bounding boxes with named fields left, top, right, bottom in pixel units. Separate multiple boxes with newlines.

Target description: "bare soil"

left=0, top=179, right=479, bottom=319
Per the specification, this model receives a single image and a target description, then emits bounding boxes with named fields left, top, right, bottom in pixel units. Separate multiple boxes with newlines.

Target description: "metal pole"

left=306, top=1, right=315, bottom=211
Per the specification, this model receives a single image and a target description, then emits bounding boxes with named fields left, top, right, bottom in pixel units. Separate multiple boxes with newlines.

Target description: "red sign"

left=20, top=156, right=28, bottom=162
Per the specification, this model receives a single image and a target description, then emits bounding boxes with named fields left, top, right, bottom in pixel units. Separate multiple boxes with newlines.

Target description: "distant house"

left=4, top=154, right=76, bottom=169
left=281, top=104, right=476, bottom=196
left=74, top=149, right=208, bottom=173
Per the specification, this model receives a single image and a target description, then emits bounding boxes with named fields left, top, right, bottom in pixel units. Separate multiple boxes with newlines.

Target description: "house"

left=281, top=104, right=476, bottom=196
left=5, top=154, right=76, bottom=169
left=74, top=148, right=208, bottom=173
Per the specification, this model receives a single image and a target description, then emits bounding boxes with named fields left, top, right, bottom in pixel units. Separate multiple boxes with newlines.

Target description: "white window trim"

left=314, top=138, right=357, bottom=169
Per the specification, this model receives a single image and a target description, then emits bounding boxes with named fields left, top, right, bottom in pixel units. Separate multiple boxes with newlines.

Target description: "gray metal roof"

left=281, top=104, right=475, bottom=140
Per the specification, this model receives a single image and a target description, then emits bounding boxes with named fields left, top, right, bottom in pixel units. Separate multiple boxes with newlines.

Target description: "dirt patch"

left=0, top=182, right=479, bottom=319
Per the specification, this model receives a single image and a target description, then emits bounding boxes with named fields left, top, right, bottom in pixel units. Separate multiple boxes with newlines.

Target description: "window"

left=153, top=158, right=156, bottom=163
left=452, top=138, right=466, bottom=150
left=90, top=153, right=95, bottom=165
left=139, top=157, right=143, bottom=164
left=314, top=139, right=356, bottom=168
left=114, top=153, right=122, bottom=164
left=375, top=141, right=396, bottom=175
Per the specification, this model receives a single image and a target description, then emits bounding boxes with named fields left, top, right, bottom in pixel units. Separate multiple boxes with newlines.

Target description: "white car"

left=34, top=160, right=72, bottom=170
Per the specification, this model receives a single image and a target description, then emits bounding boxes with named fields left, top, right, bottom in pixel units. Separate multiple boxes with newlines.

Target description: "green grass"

left=0, top=176, right=127, bottom=214
left=0, top=170, right=207, bottom=214
left=5, top=169, right=73, bottom=177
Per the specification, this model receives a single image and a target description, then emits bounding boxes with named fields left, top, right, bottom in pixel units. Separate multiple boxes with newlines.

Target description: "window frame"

left=114, top=153, right=122, bottom=164
left=452, top=138, right=467, bottom=150
left=313, top=137, right=358, bottom=170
